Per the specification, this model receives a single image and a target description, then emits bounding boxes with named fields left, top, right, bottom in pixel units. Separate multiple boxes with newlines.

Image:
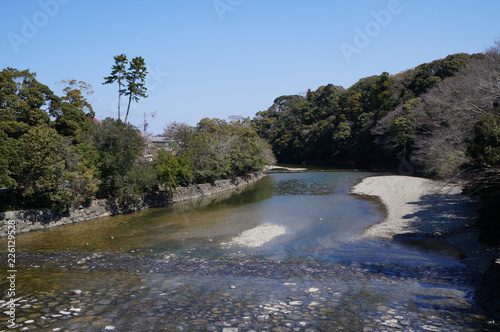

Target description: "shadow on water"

left=402, top=238, right=465, bottom=260
left=390, top=191, right=500, bottom=274
left=3, top=171, right=477, bottom=269
left=1, top=170, right=497, bottom=331
left=401, top=192, right=480, bottom=237
left=350, top=189, right=468, bottom=267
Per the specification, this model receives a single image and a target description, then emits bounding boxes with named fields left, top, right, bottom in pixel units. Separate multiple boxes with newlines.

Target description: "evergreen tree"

left=103, top=54, right=128, bottom=120
left=124, top=56, right=148, bottom=124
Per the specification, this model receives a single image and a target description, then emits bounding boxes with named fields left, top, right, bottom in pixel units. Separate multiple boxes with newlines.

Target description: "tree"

left=0, top=68, right=58, bottom=137
left=154, top=149, right=193, bottom=189
left=163, top=121, right=192, bottom=145
left=85, top=118, right=154, bottom=199
left=53, top=102, right=89, bottom=142
left=103, top=54, right=128, bottom=120
left=228, top=120, right=275, bottom=175
left=60, top=79, right=95, bottom=117
left=0, top=131, right=22, bottom=189
left=465, top=109, right=500, bottom=244
left=124, top=56, right=148, bottom=124
left=407, top=53, right=483, bottom=97
left=173, top=118, right=274, bottom=183
left=409, top=44, right=500, bottom=178
left=53, top=80, right=95, bottom=142
left=17, top=125, right=68, bottom=209
left=0, top=68, right=67, bottom=210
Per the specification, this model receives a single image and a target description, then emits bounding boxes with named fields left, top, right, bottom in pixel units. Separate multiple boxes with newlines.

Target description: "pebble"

left=5, top=252, right=496, bottom=331
left=289, top=301, right=303, bottom=306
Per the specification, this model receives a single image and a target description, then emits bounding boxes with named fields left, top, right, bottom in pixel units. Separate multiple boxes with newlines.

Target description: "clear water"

left=0, top=170, right=494, bottom=331
left=10, top=171, right=462, bottom=267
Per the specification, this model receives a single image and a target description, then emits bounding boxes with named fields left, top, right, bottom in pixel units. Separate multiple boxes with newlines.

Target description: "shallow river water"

left=1, top=170, right=498, bottom=331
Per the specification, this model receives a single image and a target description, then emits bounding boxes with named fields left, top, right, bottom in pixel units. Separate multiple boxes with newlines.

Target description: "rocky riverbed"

left=1, top=251, right=498, bottom=331
left=3, top=172, right=500, bottom=331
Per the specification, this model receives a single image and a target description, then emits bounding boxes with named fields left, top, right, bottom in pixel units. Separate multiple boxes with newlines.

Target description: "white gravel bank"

left=227, top=224, right=286, bottom=248
left=351, top=175, right=500, bottom=275
left=351, top=175, right=475, bottom=240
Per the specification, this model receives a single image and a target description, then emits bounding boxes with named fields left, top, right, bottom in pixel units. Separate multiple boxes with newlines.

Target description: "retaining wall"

left=0, top=171, right=266, bottom=237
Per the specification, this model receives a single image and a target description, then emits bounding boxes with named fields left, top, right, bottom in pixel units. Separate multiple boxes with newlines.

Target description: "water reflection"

left=3, top=171, right=466, bottom=268
left=1, top=170, right=494, bottom=331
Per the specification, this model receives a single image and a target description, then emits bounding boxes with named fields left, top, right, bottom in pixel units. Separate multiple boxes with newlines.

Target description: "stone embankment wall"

left=0, top=171, right=266, bottom=237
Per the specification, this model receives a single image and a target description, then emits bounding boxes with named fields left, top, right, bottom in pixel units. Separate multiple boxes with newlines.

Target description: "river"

left=0, top=170, right=496, bottom=331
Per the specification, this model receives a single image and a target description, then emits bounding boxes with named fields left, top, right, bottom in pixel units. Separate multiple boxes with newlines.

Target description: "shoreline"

left=265, top=165, right=308, bottom=172
left=351, top=175, right=499, bottom=275
left=0, top=171, right=267, bottom=237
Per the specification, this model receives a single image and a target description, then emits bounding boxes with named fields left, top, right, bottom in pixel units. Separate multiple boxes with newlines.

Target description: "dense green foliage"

left=154, top=150, right=193, bottom=189
left=162, top=118, right=275, bottom=184
left=465, top=109, right=500, bottom=243
left=0, top=68, right=273, bottom=212
left=85, top=118, right=152, bottom=200
left=252, top=53, right=482, bottom=168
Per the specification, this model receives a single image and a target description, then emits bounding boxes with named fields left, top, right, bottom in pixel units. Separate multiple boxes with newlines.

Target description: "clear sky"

left=1, top=0, right=499, bottom=135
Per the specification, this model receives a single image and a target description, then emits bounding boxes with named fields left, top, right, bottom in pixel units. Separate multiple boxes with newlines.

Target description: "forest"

left=252, top=42, right=500, bottom=243
left=0, top=68, right=274, bottom=212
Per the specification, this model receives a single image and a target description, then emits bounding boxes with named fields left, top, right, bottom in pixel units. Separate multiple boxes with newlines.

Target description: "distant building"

left=145, top=136, right=177, bottom=161
left=149, top=136, right=176, bottom=150
left=89, top=117, right=100, bottom=124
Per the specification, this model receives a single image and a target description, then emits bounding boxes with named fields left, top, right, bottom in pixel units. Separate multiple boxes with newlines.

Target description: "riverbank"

left=352, top=175, right=500, bottom=319
left=2, top=171, right=500, bottom=330
left=351, top=175, right=499, bottom=272
left=0, top=171, right=267, bottom=237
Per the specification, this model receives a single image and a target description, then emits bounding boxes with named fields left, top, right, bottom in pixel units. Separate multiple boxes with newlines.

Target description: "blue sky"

left=1, top=0, right=499, bottom=135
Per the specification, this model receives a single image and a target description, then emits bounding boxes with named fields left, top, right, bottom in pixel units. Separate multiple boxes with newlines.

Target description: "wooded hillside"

left=252, top=42, right=500, bottom=243
left=0, top=68, right=273, bottom=212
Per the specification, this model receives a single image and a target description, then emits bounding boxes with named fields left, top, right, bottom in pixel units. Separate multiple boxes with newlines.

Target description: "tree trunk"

left=124, top=93, right=133, bottom=124
left=117, top=79, right=121, bottom=120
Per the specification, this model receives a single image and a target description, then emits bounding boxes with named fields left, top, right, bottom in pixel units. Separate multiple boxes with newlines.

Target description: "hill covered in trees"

left=252, top=42, right=500, bottom=243
left=0, top=68, right=274, bottom=212
left=2, top=43, right=499, bottom=243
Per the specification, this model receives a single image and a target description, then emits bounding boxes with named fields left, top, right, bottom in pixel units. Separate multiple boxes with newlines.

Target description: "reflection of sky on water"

left=3, top=171, right=462, bottom=268
left=0, top=170, right=488, bottom=330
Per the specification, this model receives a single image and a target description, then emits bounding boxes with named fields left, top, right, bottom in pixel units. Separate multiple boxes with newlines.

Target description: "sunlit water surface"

left=1, top=170, right=495, bottom=331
